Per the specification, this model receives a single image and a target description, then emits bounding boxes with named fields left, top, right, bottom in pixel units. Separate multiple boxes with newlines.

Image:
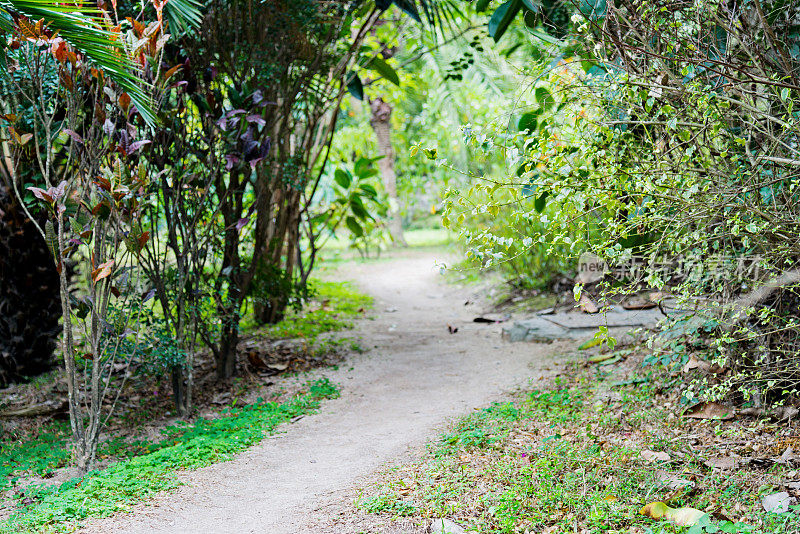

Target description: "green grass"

left=316, top=227, right=454, bottom=253
left=1, top=378, right=339, bottom=534
left=255, top=279, right=372, bottom=341
left=1, top=279, right=367, bottom=533
left=359, top=374, right=800, bottom=534
left=0, top=429, right=71, bottom=492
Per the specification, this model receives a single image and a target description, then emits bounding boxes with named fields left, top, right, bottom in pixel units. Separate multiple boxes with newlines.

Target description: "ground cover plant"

left=0, top=276, right=369, bottom=532
left=0, top=378, right=339, bottom=533
left=357, top=348, right=800, bottom=533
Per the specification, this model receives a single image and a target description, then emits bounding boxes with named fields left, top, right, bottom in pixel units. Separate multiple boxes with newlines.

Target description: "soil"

left=81, top=250, right=571, bottom=534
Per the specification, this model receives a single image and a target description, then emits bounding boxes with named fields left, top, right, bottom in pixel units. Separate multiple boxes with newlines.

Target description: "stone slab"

left=503, top=305, right=683, bottom=343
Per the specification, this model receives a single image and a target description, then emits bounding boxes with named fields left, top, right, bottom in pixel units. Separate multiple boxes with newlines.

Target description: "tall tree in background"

left=369, top=96, right=407, bottom=246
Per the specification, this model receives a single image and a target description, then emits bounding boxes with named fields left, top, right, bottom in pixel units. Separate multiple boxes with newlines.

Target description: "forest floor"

left=80, top=249, right=570, bottom=534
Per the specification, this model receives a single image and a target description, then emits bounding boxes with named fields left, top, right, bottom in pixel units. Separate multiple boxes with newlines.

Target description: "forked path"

left=85, top=251, right=566, bottom=534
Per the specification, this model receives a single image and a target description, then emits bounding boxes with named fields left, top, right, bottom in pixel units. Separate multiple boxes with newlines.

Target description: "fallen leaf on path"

left=704, top=456, right=738, bottom=470
left=762, top=491, right=793, bottom=513
left=247, top=352, right=269, bottom=370
left=684, top=402, right=734, bottom=420
left=682, top=354, right=727, bottom=375
left=640, top=502, right=706, bottom=527
left=578, top=338, right=603, bottom=350
left=588, top=353, right=615, bottom=363
left=776, top=447, right=797, bottom=465
left=641, top=450, right=671, bottom=462
left=655, top=471, right=695, bottom=491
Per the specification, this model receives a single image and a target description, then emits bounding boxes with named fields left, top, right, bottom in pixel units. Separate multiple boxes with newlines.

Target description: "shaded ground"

left=82, top=250, right=568, bottom=533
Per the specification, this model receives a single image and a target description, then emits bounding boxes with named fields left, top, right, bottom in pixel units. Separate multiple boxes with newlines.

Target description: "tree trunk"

left=369, top=98, right=407, bottom=247
left=216, top=318, right=238, bottom=380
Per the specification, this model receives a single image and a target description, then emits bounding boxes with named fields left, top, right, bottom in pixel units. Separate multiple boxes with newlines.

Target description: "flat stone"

left=504, top=306, right=669, bottom=342
left=429, top=518, right=467, bottom=534
left=762, top=491, right=793, bottom=513
left=543, top=306, right=664, bottom=329
left=502, top=317, right=572, bottom=342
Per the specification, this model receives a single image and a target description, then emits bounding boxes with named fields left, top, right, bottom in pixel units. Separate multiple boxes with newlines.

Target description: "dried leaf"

left=91, top=260, right=115, bottom=284
left=703, top=456, right=738, bottom=470
left=762, top=491, right=792, bottom=513
left=641, top=450, right=671, bottom=462
left=684, top=402, right=734, bottom=420
left=579, top=294, right=599, bottom=314
left=641, top=502, right=706, bottom=527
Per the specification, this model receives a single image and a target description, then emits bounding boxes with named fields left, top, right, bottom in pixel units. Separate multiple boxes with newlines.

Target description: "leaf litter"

left=355, top=347, right=800, bottom=533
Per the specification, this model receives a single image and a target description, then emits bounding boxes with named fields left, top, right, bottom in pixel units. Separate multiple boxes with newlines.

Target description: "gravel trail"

left=84, top=251, right=565, bottom=534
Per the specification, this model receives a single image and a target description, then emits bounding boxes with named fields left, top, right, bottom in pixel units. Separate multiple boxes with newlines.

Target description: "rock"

left=762, top=491, right=793, bottom=513
left=502, top=317, right=571, bottom=342
left=503, top=305, right=666, bottom=343
left=429, top=518, right=467, bottom=534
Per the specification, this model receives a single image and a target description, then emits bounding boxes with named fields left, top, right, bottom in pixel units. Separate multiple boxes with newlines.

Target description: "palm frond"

left=166, top=0, right=203, bottom=35
left=0, top=0, right=157, bottom=124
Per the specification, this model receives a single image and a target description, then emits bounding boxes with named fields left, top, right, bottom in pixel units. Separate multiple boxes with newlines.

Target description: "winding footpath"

left=84, top=250, right=565, bottom=534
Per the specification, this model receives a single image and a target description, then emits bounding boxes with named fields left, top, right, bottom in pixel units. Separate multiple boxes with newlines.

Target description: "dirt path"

left=84, top=251, right=567, bottom=534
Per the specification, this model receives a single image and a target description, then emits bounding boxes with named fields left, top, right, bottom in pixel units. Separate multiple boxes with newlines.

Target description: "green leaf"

left=392, top=0, right=421, bottom=22
left=368, top=57, right=400, bottom=86
left=579, top=0, right=606, bottom=21
left=349, top=195, right=370, bottom=220
left=358, top=184, right=378, bottom=198
left=476, top=0, right=492, bottom=12
left=534, top=191, right=548, bottom=213
left=345, top=216, right=363, bottom=237
left=488, top=0, right=523, bottom=43
left=535, top=87, right=555, bottom=110
left=521, top=0, right=540, bottom=12
left=347, top=72, right=364, bottom=100
left=165, top=0, right=203, bottom=34
left=354, top=157, right=373, bottom=178
left=334, top=169, right=352, bottom=189
left=518, top=112, right=538, bottom=132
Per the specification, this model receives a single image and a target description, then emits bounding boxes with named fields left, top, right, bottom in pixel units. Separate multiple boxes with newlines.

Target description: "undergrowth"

left=1, top=378, right=339, bottom=533
left=248, top=279, right=372, bottom=341
left=358, top=362, right=800, bottom=534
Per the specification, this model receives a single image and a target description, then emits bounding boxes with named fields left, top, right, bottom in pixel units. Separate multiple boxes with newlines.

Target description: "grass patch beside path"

left=1, top=378, right=339, bottom=534
left=358, top=355, right=800, bottom=534
left=1, top=279, right=370, bottom=534
left=254, top=279, right=373, bottom=341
